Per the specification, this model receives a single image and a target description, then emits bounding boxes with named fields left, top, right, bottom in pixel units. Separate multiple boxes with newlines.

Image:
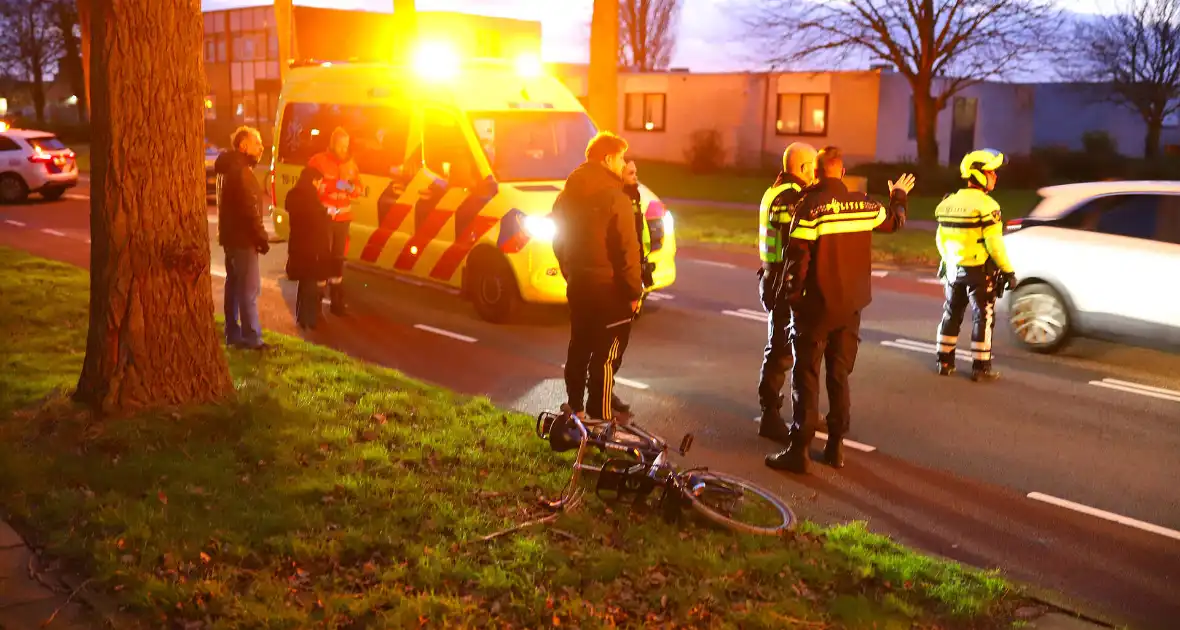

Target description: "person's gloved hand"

left=335, top=179, right=353, bottom=192
left=258, top=242, right=270, bottom=255
left=1002, top=271, right=1017, bottom=290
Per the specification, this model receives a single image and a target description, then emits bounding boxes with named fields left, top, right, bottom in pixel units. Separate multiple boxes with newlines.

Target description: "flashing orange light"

left=412, top=41, right=461, bottom=81
left=0, top=121, right=8, bottom=132
left=515, top=53, right=542, bottom=78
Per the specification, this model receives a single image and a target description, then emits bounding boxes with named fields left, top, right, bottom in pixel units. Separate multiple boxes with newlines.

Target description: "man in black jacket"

left=766, top=147, right=914, bottom=473
left=553, top=132, right=644, bottom=424
left=215, top=126, right=270, bottom=350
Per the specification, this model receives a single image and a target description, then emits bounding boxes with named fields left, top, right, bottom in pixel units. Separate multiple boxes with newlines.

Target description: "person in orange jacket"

left=308, top=127, right=363, bottom=315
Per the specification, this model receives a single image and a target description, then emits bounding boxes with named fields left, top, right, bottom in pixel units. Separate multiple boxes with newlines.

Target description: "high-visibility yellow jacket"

left=934, top=187, right=1013, bottom=273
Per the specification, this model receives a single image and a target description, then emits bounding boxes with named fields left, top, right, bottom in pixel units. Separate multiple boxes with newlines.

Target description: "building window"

left=624, top=93, right=666, bottom=132
left=775, top=93, right=828, bottom=136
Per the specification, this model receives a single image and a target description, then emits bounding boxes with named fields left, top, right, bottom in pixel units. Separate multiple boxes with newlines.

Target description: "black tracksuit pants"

left=789, top=309, right=861, bottom=445
left=936, top=265, right=997, bottom=369
left=564, top=285, right=632, bottom=422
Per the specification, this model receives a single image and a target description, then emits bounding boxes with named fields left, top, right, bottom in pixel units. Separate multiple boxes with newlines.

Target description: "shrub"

left=684, top=128, right=726, bottom=174
left=848, top=160, right=960, bottom=196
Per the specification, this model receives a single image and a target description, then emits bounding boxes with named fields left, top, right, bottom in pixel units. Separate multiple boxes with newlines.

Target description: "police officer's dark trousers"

left=936, top=265, right=997, bottom=370
left=757, top=266, right=794, bottom=417
left=788, top=308, right=861, bottom=453
left=564, top=282, right=632, bottom=422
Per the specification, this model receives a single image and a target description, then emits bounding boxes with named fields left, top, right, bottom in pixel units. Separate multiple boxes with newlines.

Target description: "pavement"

left=3, top=176, right=1177, bottom=629
left=0, top=523, right=93, bottom=630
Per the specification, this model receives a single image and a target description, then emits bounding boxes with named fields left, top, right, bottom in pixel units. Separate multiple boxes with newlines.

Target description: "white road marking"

left=1027, top=492, right=1180, bottom=542
left=1089, top=378, right=1180, bottom=404
left=4, top=219, right=26, bottom=227
left=722, top=308, right=768, bottom=323
left=206, top=215, right=219, bottom=224
left=880, top=338, right=969, bottom=363
left=64, top=193, right=89, bottom=201
left=210, top=267, right=227, bottom=278
left=413, top=324, right=477, bottom=343
left=918, top=278, right=943, bottom=285
left=750, top=417, right=876, bottom=452
left=871, top=270, right=889, bottom=278
left=559, top=364, right=650, bottom=390
left=689, top=259, right=737, bottom=269
left=645, top=292, right=674, bottom=301
left=41, top=229, right=66, bottom=237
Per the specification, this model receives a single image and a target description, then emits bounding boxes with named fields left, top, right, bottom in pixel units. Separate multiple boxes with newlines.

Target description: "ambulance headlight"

left=522, top=215, right=556, bottom=241
left=412, top=41, right=461, bottom=81
left=515, top=53, right=542, bottom=78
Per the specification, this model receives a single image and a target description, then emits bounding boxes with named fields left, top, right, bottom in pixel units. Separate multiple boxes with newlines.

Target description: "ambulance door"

left=408, top=107, right=484, bottom=275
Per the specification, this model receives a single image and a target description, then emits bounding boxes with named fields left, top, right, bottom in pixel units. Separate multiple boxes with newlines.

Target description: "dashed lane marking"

left=559, top=364, right=650, bottom=390
left=64, top=193, right=89, bottom=201
left=871, top=270, right=889, bottom=278
left=4, top=219, right=26, bottom=227
left=41, top=229, right=66, bottom=237
left=1089, top=378, right=1180, bottom=404
left=750, top=416, right=876, bottom=452
left=918, top=278, right=943, bottom=285
left=722, top=308, right=768, bottom=323
left=413, top=324, right=478, bottom=343
left=1027, top=492, right=1180, bottom=542
left=880, top=338, right=969, bottom=363
left=645, top=292, right=674, bottom=301
left=688, top=259, right=737, bottom=269
left=210, top=266, right=227, bottom=278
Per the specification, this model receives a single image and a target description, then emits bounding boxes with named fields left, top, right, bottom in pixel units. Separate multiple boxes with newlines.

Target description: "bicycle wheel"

left=677, top=469, right=796, bottom=536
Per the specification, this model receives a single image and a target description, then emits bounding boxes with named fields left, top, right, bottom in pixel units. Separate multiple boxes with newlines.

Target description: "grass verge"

left=672, top=204, right=944, bottom=266
left=0, top=246, right=1023, bottom=628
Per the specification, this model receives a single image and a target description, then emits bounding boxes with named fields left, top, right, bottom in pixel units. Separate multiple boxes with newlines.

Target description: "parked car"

left=204, top=139, right=220, bottom=197
left=1002, top=180, right=1180, bottom=352
left=0, top=123, right=79, bottom=203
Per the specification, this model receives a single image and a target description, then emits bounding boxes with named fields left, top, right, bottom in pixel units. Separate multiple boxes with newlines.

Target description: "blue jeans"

left=223, top=247, right=262, bottom=347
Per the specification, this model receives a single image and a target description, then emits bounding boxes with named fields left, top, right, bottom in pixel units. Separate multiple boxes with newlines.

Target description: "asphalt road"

left=2, top=178, right=1179, bottom=629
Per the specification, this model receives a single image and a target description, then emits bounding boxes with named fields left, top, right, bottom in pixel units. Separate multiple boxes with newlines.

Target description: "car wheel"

left=40, top=187, right=66, bottom=201
left=467, top=249, right=521, bottom=324
left=1008, top=282, right=1072, bottom=353
left=0, top=174, right=28, bottom=204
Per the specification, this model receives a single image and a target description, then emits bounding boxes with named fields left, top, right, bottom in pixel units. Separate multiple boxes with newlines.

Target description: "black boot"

left=936, top=353, right=956, bottom=376
left=758, top=395, right=791, bottom=445
left=823, top=436, right=845, bottom=469
left=971, top=360, right=1000, bottom=382
left=611, top=394, right=630, bottom=414
left=329, top=283, right=348, bottom=316
left=765, top=428, right=811, bottom=474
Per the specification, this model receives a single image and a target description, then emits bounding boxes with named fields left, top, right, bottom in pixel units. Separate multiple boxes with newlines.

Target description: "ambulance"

left=268, top=44, right=677, bottom=323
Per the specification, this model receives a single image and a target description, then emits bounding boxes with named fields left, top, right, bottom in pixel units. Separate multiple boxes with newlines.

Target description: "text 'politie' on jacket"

left=550, top=161, right=644, bottom=302
left=214, top=150, right=269, bottom=250
left=783, top=177, right=907, bottom=317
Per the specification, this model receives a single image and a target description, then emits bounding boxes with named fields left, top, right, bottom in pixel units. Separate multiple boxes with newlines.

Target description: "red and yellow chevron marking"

left=430, top=214, right=500, bottom=280
left=359, top=199, right=413, bottom=263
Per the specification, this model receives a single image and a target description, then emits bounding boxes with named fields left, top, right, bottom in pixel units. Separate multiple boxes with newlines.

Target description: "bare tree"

left=0, top=0, right=63, bottom=123
left=618, top=0, right=681, bottom=71
left=51, top=0, right=86, bottom=123
left=74, top=0, right=232, bottom=414
left=738, top=0, right=1059, bottom=168
left=1062, top=0, right=1180, bottom=158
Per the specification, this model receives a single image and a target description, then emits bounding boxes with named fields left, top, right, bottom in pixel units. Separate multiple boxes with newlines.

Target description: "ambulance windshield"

left=468, top=110, right=596, bottom=183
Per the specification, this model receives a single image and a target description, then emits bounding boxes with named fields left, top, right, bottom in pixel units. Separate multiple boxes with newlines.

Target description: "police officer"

left=607, top=159, right=653, bottom=415
left=934, top=149, right=1017, bottom=381
left=766, top=147, right=914, bottom=474
left=756, top=143, right=816, bottom=443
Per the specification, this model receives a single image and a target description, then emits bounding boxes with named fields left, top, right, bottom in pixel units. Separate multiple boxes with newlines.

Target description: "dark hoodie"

left=285, top=167, right=331, bottom=282
left=552, top=161, right=643, bottom=303
left=215, top=149, right=268, bottom=250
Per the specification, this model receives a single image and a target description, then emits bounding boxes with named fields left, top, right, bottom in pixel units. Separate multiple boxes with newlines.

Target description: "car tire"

left=1007, top=282, right=1072, bottom=354
left=0, top=174, right=28, bottom=204
left=40, top=188, right=66, bottom=201
left=467, top=248, right=521, bottom=324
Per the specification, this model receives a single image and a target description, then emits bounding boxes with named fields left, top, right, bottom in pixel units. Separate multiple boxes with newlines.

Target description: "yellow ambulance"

left=268, top=45, right=677, bottom=323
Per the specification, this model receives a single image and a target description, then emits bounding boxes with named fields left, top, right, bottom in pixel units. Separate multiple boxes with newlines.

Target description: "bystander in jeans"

left=215, top=125, right=271, bottom=349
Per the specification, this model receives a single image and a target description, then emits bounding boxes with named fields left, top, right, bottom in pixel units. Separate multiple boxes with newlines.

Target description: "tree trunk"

left=74, top=0, right=231, bottom=415
left=912, top=89, right=940, bottom=169
left=57, top=3, right=87, bottom=124
left=1144, top=117, right=1162, bottom=159
left=31, top=63, right=46, bottom=124
left=588, top=0, right=619, bottom=132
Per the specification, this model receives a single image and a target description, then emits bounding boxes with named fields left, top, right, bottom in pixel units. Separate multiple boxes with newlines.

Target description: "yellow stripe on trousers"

left=603, top=337, right=621, bottom=422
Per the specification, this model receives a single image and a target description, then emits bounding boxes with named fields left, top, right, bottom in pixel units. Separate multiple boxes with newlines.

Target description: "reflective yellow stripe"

left=790, top=207, right=886, bottom=241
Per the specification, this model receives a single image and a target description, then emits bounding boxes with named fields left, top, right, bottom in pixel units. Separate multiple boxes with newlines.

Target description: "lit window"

left=776, top=93, right=828, bottom=136
left=624, top=93, right=666, bottom=132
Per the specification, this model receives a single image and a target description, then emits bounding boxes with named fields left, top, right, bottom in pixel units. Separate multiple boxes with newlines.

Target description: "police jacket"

left=552, top=162, right=644, bottom=302
left=934, top=187, right=1014, bottom=273
left=758, top=172, right=808, bottom=270
left=783, top=177, right=907, bottom=317
left=214, top=150, right=269, bottom=250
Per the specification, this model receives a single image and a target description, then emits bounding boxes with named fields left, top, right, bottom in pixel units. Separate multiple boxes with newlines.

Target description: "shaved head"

left=816, top=146, right=845, bottom=178
left=782, top=142, right=818, bottom=183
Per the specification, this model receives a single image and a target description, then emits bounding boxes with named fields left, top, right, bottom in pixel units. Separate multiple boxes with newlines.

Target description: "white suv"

left=1002, top=180, right=1180, bottom=353
left=0, top=126, right=79, bottom=203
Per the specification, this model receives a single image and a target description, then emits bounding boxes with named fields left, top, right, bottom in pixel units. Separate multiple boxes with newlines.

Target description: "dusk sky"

left=201, top=0, right=1124, bottom=75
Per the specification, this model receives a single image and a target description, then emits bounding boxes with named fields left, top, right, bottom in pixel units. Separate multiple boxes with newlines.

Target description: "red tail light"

left=645, top=200, right=666, bottom=220
left=1005, top=219, right=1024, bottom=230
left=28, top=153, right=52, bottom=164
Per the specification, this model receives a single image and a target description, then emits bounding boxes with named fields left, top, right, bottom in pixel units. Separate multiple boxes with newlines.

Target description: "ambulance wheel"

left=467, top=248, right=520, bottom=324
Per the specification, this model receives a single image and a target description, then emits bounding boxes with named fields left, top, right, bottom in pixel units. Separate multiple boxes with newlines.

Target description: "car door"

left=1063, top=193, right=1176, bottom=328
left=1148, top=193, right=1180, bottom=330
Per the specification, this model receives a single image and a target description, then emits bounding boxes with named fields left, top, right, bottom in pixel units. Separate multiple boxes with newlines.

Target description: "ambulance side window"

left=277, top=102, right=410, bottom=178
left=423, top=109, right=478, bottom=189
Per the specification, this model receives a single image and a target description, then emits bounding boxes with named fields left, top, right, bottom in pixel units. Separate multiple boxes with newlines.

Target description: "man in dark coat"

left=285, top=166, right=331, bottom=330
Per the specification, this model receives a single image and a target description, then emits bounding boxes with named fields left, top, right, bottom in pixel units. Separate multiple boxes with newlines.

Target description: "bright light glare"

left=0, top=121, right=8, bottom=132
left=412, top=41, right=461, bottom=80
left=522, top=215, right=557, bottom=241
left=515, top=54, right=542, bottom=78
left=663, top=211, right=674, bottom=233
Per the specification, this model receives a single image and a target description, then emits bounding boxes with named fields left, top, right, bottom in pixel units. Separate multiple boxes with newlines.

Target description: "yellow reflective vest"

left=934, top=187, right=1013, bottom=272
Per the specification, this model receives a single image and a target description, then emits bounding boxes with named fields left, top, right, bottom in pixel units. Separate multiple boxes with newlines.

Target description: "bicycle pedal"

left=595, top=458, right=657, bottom=504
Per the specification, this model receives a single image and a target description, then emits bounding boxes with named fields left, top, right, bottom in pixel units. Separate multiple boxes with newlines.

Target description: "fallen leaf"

left=157, top=491, right=168, bottom=505
left=120, top=554, right=135, bottom=565
left=361, top=429, right=379, bottom=442
left=363, top=562, right=376, bottom=575
left=188, top=486, right=206, bottom=496
left=660, top=595, right=668, bottom=610
left=199, top=552, right=211, bottom=564
left=371, top=413, right=387, bottom=424
left=552, top=614, right=561, bottom=626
